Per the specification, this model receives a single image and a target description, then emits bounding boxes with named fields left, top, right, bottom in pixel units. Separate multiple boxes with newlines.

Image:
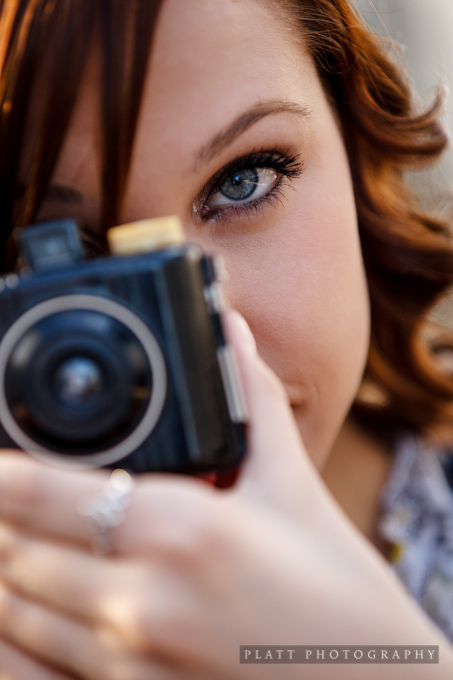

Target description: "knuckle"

left=127, top=598, right=159, bottom=654
left=111, top=580, right=162, bottom=655
left=127, top=588, right=190, bottom=657
left=103, top=568, right=160, bottom=655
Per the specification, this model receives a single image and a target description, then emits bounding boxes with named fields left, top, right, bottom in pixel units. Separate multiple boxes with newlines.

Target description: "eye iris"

left=220, top=168, right=258, bottom=201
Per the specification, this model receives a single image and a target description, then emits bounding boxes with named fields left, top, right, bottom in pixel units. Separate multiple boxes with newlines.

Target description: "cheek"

left=222, top=164, right=370, bottom=466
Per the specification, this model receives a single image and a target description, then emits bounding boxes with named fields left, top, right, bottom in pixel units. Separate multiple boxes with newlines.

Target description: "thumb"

left=223, top=310, right=323, bottom=519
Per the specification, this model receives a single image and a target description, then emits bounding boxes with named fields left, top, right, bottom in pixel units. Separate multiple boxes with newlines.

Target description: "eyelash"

left=197, top=149, right=304, bottom=221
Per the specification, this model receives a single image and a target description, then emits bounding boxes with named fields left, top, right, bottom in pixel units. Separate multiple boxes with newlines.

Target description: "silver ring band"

left=77, top=469, right=135, bottom=555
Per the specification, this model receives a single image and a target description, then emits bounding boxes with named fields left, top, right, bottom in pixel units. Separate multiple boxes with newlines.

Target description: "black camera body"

left=0, top=219, right=247, bottom=474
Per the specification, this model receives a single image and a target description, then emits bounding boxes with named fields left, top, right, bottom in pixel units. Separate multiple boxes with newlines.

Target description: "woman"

left=0, top=0, right=453, bottom=677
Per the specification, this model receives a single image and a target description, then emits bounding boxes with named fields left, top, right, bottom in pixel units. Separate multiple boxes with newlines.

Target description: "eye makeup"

left=37, top=148, right=304, bottom=238
left=194, top=148, right=304, bottom=222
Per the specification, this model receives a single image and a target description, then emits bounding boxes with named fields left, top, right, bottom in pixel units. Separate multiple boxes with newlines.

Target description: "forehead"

left=147, top=0, right=311, bottom=123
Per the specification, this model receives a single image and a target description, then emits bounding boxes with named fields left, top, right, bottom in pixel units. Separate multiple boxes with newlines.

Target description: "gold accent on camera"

left=108, top=217, right=184, bottom=255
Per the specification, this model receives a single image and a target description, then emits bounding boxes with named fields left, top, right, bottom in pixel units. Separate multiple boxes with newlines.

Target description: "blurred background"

left=354, top=0, right=453, bottom=211
left=354, top=0, right=453, bottom=330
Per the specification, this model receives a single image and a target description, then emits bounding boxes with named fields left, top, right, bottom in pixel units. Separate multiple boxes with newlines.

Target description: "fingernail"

left=229, top=310, right=257, bottom=355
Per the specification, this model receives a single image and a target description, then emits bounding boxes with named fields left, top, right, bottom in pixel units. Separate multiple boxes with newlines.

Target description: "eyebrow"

left=40, top=100, right=310, bottom=204
left=194, top=100, right=311, bottom=169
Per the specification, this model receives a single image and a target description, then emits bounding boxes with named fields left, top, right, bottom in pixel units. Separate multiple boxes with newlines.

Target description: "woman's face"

left=38, top=0, right=370, bottom=468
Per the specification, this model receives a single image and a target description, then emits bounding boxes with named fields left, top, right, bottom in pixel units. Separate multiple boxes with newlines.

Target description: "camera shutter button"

left=107, top=217, right=184, bottom=255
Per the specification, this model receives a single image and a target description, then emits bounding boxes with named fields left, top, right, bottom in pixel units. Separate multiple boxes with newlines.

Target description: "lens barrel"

left=0, top=295, right=168, bottom=466
left=5, top=309, right=152, bottom=454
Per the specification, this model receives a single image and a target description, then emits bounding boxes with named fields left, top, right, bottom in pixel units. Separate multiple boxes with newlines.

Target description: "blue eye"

left=205, top=167, right=278, bottom=210
left=198, top=149, right=304, bottom=221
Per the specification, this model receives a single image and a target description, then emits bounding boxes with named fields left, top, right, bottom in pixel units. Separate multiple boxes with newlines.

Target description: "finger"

left=0, top=453, right=219, bottom=554
left=0, top=582, right=193, bottom=680
left=0, top=455, right=110, bottom=546
left=224, top=310, right=326, bottom=516
left=0, top=581, right=211, bottom=680
left=0, top=637, right=75, bottom=680
left=0, top=523, right=135, bottom=628
left=0, top=524, right=191, bottom=657
left=0, top=580, right=109, bottom=679
left=0, top=523, right=189, bottom=656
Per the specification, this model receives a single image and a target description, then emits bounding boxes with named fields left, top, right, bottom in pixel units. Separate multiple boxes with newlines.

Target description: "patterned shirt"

left=378, top=434, right=453, bottom=640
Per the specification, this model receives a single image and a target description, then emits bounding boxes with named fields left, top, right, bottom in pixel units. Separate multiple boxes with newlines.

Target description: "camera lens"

left=3, top=306, right=158, bottom=456
left=53, top=357, right=104, bottom=404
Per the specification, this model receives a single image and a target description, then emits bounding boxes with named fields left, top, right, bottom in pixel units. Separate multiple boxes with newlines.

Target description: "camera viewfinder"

left=17, top=219, right=85, bottom=271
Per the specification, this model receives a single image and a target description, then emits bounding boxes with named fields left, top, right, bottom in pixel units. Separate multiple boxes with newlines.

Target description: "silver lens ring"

left=0, top=294, right=167, bottom=469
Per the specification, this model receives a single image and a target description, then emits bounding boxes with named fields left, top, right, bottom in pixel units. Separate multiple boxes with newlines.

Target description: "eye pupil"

left=220, top=168, right=258, bottom=201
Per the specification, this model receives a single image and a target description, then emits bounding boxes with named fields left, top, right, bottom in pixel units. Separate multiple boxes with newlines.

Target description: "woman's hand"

left=0, top=311, right=451, bottom=680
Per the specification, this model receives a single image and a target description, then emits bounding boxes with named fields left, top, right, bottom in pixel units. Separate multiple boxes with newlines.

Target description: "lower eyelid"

left=201, top=176, right=288, bottom=221
left=206, top=168, right=278, bottom=210
left=196, top=150, right=304, bottom=222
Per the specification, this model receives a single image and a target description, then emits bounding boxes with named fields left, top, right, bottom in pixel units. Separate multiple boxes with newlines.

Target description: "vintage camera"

left=0, top=218, right=247, bottom=474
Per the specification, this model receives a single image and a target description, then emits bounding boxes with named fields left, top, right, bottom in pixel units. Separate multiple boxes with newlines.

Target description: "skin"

left=1, top=0, right=452, bottom=678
